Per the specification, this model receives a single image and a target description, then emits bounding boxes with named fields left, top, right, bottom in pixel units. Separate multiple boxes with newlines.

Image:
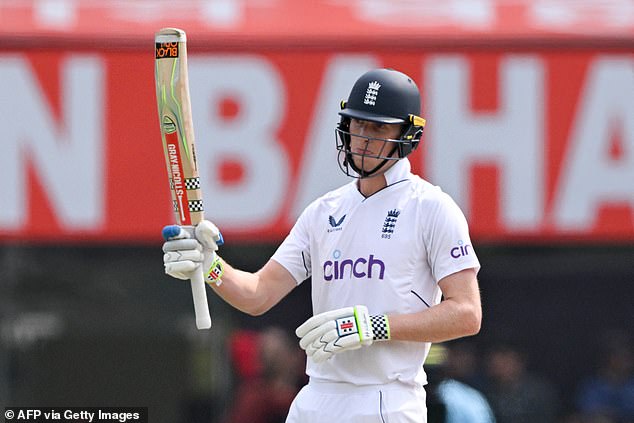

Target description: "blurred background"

left=0, top=1, right=632, bottom=422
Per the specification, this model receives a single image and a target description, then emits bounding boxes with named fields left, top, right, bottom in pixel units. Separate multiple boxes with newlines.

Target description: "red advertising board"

left=0, top=1, right=632, bottom=244
left=1, top=0, right=632, bottom=45
left=0, top=48, right=632, bottom=244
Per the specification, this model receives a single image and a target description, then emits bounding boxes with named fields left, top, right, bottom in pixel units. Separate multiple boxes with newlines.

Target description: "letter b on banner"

left=189, top=56, right=289, bottom=229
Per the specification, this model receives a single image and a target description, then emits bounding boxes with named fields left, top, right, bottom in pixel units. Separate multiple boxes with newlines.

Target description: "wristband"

left=370, top=314, right=390, bottom=341
left=205, top=255, right=224, bottom=286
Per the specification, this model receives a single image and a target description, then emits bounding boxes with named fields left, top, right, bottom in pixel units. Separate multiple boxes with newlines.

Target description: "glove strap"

left=205, top=255, right=224, bottom=286
left=370, top=314, right=390, bottom=341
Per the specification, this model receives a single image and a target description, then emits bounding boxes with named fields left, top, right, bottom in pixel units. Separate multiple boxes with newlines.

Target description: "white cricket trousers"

left=285, top=380, right=427, bottom=423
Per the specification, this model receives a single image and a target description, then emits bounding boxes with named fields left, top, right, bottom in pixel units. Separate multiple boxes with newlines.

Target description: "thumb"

left=162, top=225, right=190, bottom=241
left=195, top=220, right=224, bottom=250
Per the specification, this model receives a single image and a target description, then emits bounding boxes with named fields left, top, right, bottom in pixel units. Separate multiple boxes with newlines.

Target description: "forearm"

left=162, top=222, right=296, bottom=316
left=209, top=258, right=296, bottom=316
left=296, top=300, right=481, bottom=363
left=296, top=270, right=482, bottom=362
left=207, top=258, right=268, bottom=315
left=387, top=296, right=481, bottom=343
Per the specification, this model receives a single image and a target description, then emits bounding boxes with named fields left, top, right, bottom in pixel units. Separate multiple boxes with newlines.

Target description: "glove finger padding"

left=163, top=249, right=204, bottom=264
left=162, top=238, right=201, bottom=253
left=305, top=326, right=361, bottom=355
left=296, top=307, right=355, bottom=338
left=162, top=225, right=205, bottom=281
left=299, top=320, right=337, bottom=350
left=311, top=334, right=363, bottom=363
left=296, top=305, right=374, bottom=363
left=164, top=260, right=200, bottom=280
left=305, top=328, right=337, bottom=355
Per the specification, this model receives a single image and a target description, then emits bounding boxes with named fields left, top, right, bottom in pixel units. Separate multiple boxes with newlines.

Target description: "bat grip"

left=190, top=267, right=212, bottom=329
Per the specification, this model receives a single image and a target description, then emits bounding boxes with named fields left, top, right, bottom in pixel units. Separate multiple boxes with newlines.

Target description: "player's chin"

left=352, top=156, right=380, bottom=171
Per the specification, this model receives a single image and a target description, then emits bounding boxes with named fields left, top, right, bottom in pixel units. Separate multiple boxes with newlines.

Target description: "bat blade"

left=155, top=27, right=211, bottom=330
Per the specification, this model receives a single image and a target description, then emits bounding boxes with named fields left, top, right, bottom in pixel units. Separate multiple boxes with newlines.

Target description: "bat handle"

left=190, top=267, right=212, bottom=329
left=163, top=224, right=212, bottom=329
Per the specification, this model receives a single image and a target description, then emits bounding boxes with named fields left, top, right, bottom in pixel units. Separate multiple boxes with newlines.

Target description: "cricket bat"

left=155, top=28, right=211, bottom=329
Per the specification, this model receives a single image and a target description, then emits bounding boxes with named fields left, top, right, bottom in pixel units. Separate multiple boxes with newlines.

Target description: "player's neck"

left=357, top=174, right=387, bottom=197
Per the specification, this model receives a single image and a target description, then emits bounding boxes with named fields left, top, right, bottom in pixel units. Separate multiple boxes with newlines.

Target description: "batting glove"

left=296, top=305, right=390, bottom=363
left=162, top=220, right=225, bottom=285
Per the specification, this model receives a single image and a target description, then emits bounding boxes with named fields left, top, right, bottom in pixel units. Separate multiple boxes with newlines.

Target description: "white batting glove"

left=296, top=305, right=391, bottom=363
left=162, top=220, right=225, bottom=285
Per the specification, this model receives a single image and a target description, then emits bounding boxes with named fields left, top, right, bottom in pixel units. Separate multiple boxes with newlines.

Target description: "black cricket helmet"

left=336, top=68, right=426, bottom=178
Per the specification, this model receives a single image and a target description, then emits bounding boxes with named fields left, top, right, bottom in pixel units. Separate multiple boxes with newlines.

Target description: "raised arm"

left=162, top=221, right=298, bottom=317
left=210, top=258, right=298, bottom=316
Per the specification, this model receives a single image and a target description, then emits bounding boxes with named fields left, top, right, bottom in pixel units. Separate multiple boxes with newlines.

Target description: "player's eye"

left=374, top=123, right=387, bottom=130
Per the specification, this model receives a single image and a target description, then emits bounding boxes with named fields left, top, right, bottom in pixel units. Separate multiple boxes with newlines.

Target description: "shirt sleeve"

left=424, top=191, right=481, bottom=283
left=271, top=205, right=313, bottom=285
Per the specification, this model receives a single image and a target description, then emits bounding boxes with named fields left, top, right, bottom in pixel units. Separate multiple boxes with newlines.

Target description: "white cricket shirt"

left=272, top=158, right=480, bottom=388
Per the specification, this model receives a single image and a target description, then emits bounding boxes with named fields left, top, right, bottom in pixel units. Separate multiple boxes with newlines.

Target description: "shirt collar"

left=384, top=158, right=411, bottom=185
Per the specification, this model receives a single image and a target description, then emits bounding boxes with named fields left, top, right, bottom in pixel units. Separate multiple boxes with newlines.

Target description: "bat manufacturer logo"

left=155, top=42, right=179, bottom=59
left=165, top=133, right=191, bottom=225
left=336, top=317, right=357, bottom=336
left=162, top=116, right=176, bottom=134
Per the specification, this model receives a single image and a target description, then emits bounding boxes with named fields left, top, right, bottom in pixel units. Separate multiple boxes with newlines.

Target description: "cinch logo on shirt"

left=450, top=240, right=472, bottom=258
left=323, top=251, right=385, bottom=281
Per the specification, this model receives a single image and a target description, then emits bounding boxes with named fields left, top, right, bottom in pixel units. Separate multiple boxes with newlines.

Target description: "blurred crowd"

left=217, top=326, right=633, bottom=423
left=222, top=327, right=307, bottom=423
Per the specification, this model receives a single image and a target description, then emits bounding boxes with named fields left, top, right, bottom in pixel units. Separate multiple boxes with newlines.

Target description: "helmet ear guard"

left=398, top=114, right=426, bottom=157
left=336, top=111, right=351, bottom=149
left=335, top=115, right=353, bottom=174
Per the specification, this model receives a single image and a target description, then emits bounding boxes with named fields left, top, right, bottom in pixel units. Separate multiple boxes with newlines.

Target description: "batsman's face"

left=349, top=118, right=401, bottom=170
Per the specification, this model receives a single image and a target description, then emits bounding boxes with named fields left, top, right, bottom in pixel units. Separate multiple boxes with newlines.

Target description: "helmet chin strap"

left=344, top=144, right=399, bottom=178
